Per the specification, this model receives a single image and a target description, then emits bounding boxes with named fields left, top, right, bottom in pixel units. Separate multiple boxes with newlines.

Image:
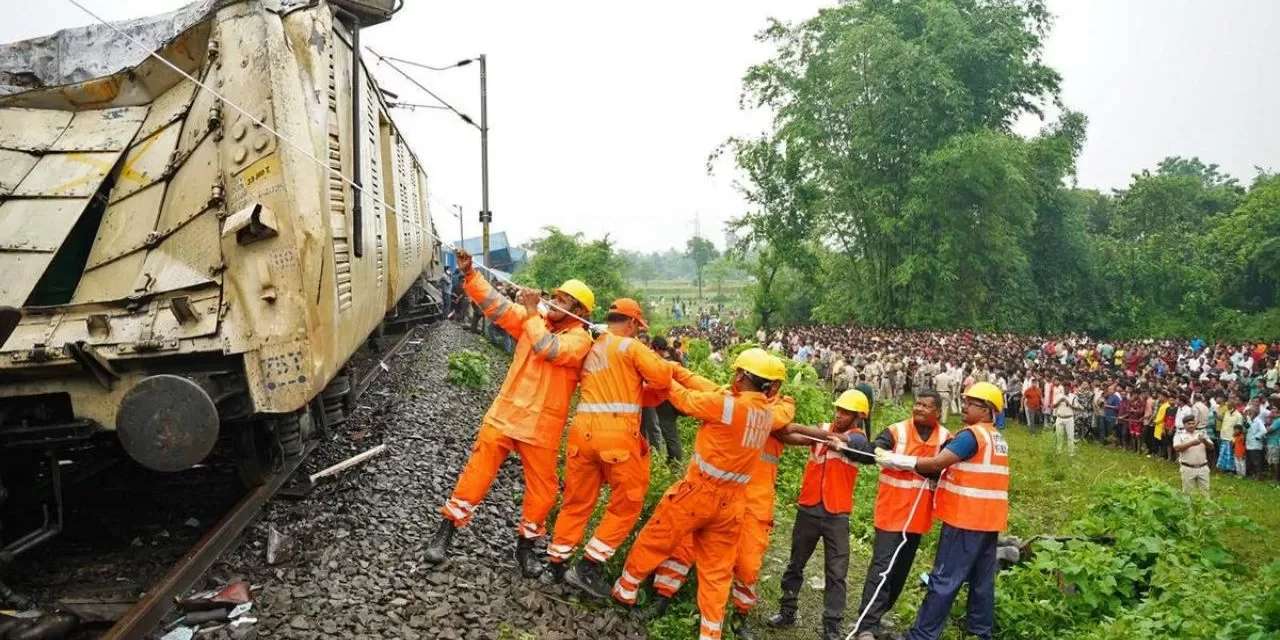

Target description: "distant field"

left=632, top=279, right=749, bottom=300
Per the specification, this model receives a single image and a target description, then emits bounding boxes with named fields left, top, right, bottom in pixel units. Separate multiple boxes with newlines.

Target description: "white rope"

left=791, top=432, right=933, bottom=640
left=61, top=0, right=596, bottom=328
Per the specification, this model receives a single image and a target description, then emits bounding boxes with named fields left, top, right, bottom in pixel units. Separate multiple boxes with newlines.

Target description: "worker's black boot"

left=423, top=519, right=456, bottom=566
left=540, top=561, right=568, bottom=585
left=565, top=559, right=612, bottom=598
left=767, top=595, right=797, bottom=628
left=823, top=618, right=844, bottom=640
left=515, top=537, right=542, bottom=579
left=729, top=611, right=756, bottom=640
left=644, top=595, right=671, bottom=621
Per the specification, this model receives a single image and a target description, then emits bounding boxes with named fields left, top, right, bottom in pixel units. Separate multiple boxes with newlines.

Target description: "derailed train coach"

left=0, top=0, right=443, bottom=555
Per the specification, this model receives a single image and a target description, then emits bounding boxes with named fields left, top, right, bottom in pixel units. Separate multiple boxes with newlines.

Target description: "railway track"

left=93, top=327, right=422, bottom=640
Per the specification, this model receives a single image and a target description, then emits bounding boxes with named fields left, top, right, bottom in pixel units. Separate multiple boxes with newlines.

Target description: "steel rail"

left=103, top=326, right=423, bottom=638
left=100, top=443, right=311, bottom=640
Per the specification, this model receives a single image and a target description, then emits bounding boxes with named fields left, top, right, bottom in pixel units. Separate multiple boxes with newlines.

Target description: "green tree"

left=734, top=0, right=1063, bottom=327
left=685, top=236, right=719, bottom=300
left=517, top=227, right=630, bottom=320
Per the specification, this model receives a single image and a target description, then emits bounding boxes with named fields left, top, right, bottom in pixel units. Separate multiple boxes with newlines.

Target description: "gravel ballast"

left=203, top=321, right=645, bottom=640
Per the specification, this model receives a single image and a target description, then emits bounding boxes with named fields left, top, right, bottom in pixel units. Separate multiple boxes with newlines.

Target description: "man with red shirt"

left=767, top=389, right=871, bottom=640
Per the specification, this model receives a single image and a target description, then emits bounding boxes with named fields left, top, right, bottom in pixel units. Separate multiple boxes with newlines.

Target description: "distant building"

left=442, top=232, right=527, bottom=278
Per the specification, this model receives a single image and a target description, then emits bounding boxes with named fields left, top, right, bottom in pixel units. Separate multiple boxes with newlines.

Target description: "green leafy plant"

left=446, top=350, right=491, bottom=389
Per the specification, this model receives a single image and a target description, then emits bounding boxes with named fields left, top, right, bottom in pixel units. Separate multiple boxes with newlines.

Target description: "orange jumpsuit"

left=612, top=379, right=795, bottom=640
left=440, top=271, right=592, bottom=539
left=653, top=433, right=782, bottom=615
left=546, top=332, right=681, bottom=565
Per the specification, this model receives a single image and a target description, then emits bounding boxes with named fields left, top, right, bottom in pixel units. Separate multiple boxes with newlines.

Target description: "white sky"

left=5, top=0, right=1277, bottom=251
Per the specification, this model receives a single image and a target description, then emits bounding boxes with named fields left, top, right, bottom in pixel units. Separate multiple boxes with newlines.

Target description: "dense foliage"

left=445, top=350, right=491, bottom=389
left=722, top=0, right=1280, bottom=339
left=514, top=227, right=633, bottom=320
left=996, top=477, right=1279, bottom=639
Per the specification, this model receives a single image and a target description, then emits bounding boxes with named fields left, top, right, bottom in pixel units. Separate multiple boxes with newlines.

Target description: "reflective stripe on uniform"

left=760, top=452, right=780, bottom=465
left=533, top=333, right=562, bottom=359
left=577, top=402, right=643, bottom=413
left=891, top=421, right=908, bottom=454
left=586, top=538, right=615, bottom=562
left=693, top=452, right=750, bottom=484
left=937, top=480, right=1008, bottom=500
left=548, top=543, right=574, bottom=560
left=701, top=618, right=722, bottom=631
left=721, top=396, right=735, bottom=424
left=618, top=337, right=633, bottom=353
left=653, top=574, right=683, bottom=590
left=520, top=522, right=540, bottom=538
left=950, top=461, right=1010, bottom=475
left=659, top=560, right=690, bottom=576
left=878, top=474, right=929, bottom=490
left=613, top=582, right=637, bottom=602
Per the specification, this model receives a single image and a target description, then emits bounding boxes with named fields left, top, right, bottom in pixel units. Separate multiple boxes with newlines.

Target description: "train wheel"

left=234, top=421, right=281, bottom=487
left=321, top=374, right=351, bottom=428
left=277, top=413, right=304, bottom=460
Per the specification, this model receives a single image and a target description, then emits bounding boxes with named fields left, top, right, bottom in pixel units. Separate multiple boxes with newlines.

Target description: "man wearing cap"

left=1173, top=412, right=1213, bottom=496
left=424, top=249, right=595, bottom=577
left=543, top=299, right=688, bottom=597
left=613, top=349, right=809, bottom=640
left=767, top=389, right=872, bottom=640
left=847, top=389, right=951, bottom=640
left=876, top=381, right=1009, bottom=640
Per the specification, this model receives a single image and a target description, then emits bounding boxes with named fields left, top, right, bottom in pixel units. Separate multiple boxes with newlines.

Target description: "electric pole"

left=479, top=54, right=491, bottom=269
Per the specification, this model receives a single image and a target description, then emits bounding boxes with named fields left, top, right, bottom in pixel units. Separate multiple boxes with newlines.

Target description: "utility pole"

left=478, top=54, right=491, bottom=270
left=452, top=204, right=464, bottom=248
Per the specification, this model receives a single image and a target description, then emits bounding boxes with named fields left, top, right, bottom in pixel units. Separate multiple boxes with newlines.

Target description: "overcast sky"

left=5, top=0, right=1277, bottom=252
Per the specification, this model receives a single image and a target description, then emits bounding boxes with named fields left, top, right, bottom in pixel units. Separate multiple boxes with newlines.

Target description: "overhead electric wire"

left=61, top=0, right=593, bottom=328
left=60, top=7, right=924, bottom=632
left=368, top=48, right=480, bottom=129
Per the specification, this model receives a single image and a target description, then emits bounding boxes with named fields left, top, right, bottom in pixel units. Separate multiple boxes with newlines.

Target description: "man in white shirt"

left=1173, top=414, right=1213, bottom=496
left=1051, top=376, right=1077, bottom=456
left=1192, top=395, right=1211, bottom=437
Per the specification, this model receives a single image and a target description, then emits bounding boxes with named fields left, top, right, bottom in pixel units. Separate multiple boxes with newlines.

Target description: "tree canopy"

left=723, top=0, right=1279, bottom=339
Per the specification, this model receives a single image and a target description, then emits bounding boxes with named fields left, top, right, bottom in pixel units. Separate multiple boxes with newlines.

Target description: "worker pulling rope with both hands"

left=869, top=382, right=1010, bottom=640
left=424, top=248, right=597, bottom=577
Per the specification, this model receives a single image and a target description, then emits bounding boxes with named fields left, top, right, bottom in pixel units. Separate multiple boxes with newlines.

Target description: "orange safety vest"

left=934, top=423, right=1009, bottom=532
left=668, top=387, right=796, bottom=490
left=743, top=435, right=784, bottom=521
left=574, top=332, right=674, bottom=432
left=463, top=271, right=593, bottom=449
left=874, top=419, right=950, bottom=534
left=797, top=423, right=862, bottom=515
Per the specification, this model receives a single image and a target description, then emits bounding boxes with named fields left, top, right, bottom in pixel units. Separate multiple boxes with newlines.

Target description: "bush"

left=446, top=350, right=491, bottom=389
left=993, top=477, right=1279, bottom=640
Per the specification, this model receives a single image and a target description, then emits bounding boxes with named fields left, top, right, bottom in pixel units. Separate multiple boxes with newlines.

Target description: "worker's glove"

left=874, top=447, right=917, bottom=471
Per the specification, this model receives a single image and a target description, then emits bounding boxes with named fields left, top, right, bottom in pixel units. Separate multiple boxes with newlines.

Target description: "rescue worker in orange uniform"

left=646, top=397, right=835, bottom=639
left=613, top=349, right=810, bottom=640
left=876, top=381, right=1009, bottom=640
left=543, top=299, right=687, bottom=597
left=767, top=389, right=871, bottom=640
left=849, top=389, right=951, bottom=640
left=424, top=248, right=595, bottom=577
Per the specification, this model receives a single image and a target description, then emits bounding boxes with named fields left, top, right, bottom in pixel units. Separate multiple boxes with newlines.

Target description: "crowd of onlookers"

left=440, top=265, right=1280, bottom=492
left=672, top=322, right=1280, bottom=490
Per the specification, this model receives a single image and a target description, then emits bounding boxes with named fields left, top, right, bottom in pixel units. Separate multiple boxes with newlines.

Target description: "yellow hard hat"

left=963, top=381, right=1005, bottom=414
left=554, top=279, right=595, bottom=314
left=732, top=348, right=786, bottom=381
left=834, top=389, right=869, bottom=414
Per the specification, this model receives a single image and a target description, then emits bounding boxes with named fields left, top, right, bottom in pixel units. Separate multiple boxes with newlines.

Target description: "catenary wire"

left=62, top=0, right=594, bottom=327
left=60, top=5, right=938, bottom=634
